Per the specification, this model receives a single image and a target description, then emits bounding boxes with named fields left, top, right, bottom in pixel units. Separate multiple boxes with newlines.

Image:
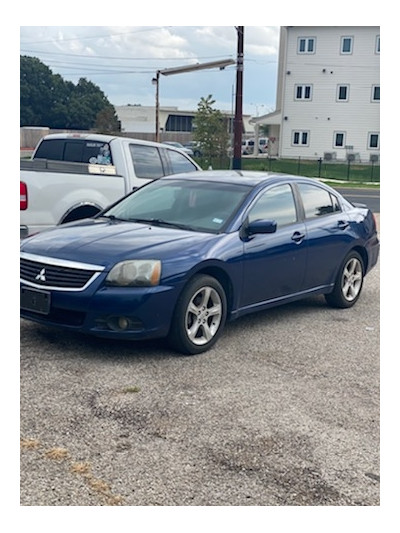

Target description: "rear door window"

left=297, top=183, right=342, bottom=218
left=167, top=149, right=198, bottom=175
left=129, top=144, right=165, bottom=179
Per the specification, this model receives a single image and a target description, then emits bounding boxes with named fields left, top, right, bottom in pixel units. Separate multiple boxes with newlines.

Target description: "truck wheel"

left=61, top=206, right=101, bottom=224
left=325, top=251, right=364, bottom=308
left=168, top=275, right=227, bottom=355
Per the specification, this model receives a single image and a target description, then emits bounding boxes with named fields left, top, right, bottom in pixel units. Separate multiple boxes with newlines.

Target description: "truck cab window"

left=34, top=139, right=113, bottom=164
left=34, top=139, right=65, bottom=160
left=167, top=149, right=199, bottom=175
left=129, top=144, right=164, bottom=179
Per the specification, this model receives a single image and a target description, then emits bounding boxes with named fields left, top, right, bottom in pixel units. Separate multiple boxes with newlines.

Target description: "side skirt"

left=229, top=284, right=334, bottom=321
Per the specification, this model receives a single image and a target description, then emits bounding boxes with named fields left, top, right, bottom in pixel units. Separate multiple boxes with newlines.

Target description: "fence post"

left=318, top=158, right=322, bottom=178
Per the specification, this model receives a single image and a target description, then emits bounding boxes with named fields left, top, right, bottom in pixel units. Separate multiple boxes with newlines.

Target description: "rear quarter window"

left=298, top=183, right=341, bottom=218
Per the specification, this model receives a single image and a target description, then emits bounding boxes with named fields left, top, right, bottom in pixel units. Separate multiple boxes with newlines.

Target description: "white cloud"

left=20, top=25, right=280, bottom=114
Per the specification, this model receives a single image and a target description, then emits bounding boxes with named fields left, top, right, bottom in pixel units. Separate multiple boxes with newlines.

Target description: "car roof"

left=163, top=170, right=319, bottom=188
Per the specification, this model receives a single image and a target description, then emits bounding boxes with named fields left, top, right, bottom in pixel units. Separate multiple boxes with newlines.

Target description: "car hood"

left=20, top=218, right=219, bottom=269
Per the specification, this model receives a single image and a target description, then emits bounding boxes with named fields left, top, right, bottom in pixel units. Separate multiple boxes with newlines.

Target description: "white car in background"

left=163, top=141, right=194, bottom=157
left=242, top=137, right=269, bottom=155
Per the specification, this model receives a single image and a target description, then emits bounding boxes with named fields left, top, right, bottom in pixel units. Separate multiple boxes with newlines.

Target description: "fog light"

left=106, top=315, right=130, bottom=331
left=104, top=315, right=144, bottom=332
left=118, top=317, right=129, bottom=330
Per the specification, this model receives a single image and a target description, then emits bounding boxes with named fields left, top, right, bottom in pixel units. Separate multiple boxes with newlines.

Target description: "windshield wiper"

left=131, top=218, right=190, bottom=230
left=99, top=214, right=130, bottom=222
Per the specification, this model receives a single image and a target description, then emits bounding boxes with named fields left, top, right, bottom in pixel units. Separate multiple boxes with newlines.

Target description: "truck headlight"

left=106, top=260, right=161, bottom=287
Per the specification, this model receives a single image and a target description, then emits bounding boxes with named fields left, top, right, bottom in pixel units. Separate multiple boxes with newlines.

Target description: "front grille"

left=20, top=254, right=104, bottom=291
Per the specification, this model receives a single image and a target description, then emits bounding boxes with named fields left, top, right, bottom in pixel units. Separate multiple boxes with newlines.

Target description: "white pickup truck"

left=20, top=132, right=201, bottom=238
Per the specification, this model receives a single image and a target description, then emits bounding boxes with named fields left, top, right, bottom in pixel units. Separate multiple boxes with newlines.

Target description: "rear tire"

left=168, top=275, right=227, bottom=355
left=325, top=251, right=364, bottom=308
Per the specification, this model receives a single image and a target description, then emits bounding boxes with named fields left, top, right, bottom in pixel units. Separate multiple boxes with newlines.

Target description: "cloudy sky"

left=20, top=26, right=280, bottom=116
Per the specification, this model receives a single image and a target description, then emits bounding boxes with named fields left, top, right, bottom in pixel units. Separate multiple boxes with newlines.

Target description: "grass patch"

left=20, top=438, right=40, bottom=449
left=70, top=462, right=92, bottom=475
left=21, top=436, right=125, bottom=505
left=45, top=447, right=69, bottom=460
left=121, top=385, right=141, bottom=394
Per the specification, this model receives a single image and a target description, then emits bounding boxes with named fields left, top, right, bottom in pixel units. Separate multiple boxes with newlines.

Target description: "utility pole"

left=153, top=70, right=160, bottom=142
left=232, top=26, right=244, bottom=170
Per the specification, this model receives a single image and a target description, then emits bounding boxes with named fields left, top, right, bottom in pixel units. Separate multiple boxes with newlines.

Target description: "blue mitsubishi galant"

left=20, top=171, right=380, bottom=354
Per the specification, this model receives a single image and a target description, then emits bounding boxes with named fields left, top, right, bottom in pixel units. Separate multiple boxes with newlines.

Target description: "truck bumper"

left=20, top=225, right=29, bottom=239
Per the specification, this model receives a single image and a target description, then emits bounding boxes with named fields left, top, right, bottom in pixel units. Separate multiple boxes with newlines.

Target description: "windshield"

left=103, top=179, right=250, bottom=233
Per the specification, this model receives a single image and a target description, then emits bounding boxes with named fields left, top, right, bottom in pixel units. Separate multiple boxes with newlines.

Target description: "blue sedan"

left=20, top=171, right=379, bottom=354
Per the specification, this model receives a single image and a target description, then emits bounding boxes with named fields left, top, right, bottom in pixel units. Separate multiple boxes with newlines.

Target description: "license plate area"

left=21, top=287, right=51, bottom=315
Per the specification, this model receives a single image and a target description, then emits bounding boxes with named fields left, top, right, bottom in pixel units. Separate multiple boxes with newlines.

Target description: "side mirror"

left=248, top=219, right=277, bottom=235
left=241, top=219, right=277, bottom=240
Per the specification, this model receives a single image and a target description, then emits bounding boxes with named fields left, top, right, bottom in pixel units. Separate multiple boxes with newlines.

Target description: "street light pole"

left=232, top=26, right=244, bottom=170
left=152, top=59, right=235, bottom=143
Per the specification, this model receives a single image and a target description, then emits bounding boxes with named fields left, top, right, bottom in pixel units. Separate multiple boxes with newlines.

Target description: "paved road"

left=335, top=187, right=380, bottom=213
left=20, top=258, right=380, bottom=507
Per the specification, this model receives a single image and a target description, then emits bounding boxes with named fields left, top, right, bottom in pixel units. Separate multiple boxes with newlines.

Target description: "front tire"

left=325, top=251, right=364, bottom=308
left=168, top=275, right=227, bottom=355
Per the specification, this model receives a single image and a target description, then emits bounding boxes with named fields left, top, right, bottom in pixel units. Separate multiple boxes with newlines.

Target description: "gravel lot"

left=20, top=245, right=380, bottom=510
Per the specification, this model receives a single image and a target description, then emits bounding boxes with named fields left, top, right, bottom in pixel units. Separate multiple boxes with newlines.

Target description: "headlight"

left=106, top=260, right=161, bottom=287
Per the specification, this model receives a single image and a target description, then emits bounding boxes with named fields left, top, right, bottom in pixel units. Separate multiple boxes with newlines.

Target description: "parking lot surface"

left=20, top=248, right=380, bottom=507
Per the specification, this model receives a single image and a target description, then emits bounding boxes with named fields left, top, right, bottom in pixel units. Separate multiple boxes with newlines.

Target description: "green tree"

left=193, top=95, right=229, bottom=159
left=20, top=56, right=118, bottom=131
left=95, top=107, right=120, bottom=133
left=20, top=56, right=55, bottom=126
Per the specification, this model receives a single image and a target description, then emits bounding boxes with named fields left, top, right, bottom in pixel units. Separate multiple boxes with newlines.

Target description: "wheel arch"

left=186, top=264, right=235, bottom=317
left=351, top=245, right=368, bottom=273
left=59, top=202, right=103, bottom=224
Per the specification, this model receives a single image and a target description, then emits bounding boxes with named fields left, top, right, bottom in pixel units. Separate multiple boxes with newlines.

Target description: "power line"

left=20, top=49, right=232, bottom=62
left=20, top=26, right=169, bottom=45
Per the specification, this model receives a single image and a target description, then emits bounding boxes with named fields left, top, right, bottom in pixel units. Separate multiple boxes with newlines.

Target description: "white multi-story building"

left=253, top=26, right=380, bottom=163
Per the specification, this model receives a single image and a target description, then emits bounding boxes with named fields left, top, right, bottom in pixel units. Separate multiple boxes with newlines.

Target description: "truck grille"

left=20, top=254, right=104, bottom=291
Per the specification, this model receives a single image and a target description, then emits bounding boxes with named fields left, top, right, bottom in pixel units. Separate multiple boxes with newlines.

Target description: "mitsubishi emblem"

left=35, top=268, right=46, bottom=282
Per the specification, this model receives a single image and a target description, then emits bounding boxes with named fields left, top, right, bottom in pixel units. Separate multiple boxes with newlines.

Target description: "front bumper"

left=20, top=282, right=180, bottom=341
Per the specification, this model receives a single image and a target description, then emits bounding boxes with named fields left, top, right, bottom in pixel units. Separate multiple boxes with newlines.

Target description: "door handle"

left=337, top=220, right=349, bottom=230
left=291, top=231, right=305, bottom=244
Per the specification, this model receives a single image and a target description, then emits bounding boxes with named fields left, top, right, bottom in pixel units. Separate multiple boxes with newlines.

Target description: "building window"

left=292, top=131, right=309, bottom=146
left=298, top=37, right=316, bottom=54
left=341, top=36, right=353, bottom=54
left=165, top=114, right=193, bottom=132
left=368, top=133, right=380, bottom=149
left=334, top=132, right=346, bottom=148
left=376, top=35, right=380, bottom=54
left=337, top=85, right=349, bottom=102
left=372, top=85, right=380, bottom=102
left=295, top=84, right=312, bottom=100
